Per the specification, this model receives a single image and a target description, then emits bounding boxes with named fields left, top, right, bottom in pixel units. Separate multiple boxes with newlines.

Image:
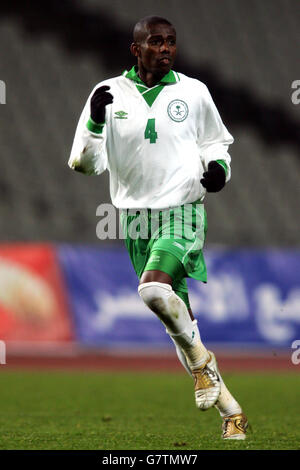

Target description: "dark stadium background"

left=0, top=0, right=299, bottom=363
left=0, top=0, right=299, bottom=245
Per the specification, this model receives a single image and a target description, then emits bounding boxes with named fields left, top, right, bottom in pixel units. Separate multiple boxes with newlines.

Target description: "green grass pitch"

left=0, top=370, right=299, bottom=450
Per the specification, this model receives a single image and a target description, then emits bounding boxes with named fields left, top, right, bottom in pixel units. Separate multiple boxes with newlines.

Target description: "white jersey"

left=69, top=67, right=233, bottom=209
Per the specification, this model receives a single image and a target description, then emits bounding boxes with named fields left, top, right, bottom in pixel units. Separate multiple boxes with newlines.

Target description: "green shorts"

left=120, top=200, right=208, bottom=294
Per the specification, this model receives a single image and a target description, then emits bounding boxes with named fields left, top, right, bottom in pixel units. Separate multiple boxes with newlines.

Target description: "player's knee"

left=138, top=281, right=172, bottom=314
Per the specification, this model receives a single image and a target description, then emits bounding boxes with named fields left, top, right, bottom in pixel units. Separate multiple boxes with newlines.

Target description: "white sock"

left=214, top=379, right=242, bottom=418
left=169, top=319, right=209, bottom=369
left=172, top=341, right=242, bottom=417
left=138, top=282, right=209, bottom=369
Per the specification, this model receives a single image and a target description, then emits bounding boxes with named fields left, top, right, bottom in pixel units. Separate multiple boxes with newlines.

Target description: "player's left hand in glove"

left=90, top=85, right=113, bottom=124
left=200, top=161, right=226, bottom=192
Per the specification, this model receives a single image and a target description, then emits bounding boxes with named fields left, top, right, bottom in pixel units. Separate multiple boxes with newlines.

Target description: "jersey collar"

left=123, top=65, right=180, bottom=86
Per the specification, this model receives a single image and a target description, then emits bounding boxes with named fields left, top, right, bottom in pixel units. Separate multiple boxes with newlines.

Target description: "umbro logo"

left=114, top=110, right=128, bottom=119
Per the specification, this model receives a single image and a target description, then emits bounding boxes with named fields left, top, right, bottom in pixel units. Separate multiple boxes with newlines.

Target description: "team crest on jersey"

left=167, top=99, right=189, bottom=122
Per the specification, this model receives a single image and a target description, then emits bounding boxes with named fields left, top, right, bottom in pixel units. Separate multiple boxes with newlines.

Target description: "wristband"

left=216, top=159, right=228, bottom=176
left=86, top=117, right=105, bottom=134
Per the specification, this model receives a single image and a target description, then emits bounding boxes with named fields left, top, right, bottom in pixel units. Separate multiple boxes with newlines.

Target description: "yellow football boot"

left=222, top=413, right=248, bottom=440
left=191, top=352, right=221, bottom=410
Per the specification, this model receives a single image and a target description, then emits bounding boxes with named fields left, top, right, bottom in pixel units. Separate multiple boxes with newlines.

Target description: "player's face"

left=138, top=23, right=177, bottom=75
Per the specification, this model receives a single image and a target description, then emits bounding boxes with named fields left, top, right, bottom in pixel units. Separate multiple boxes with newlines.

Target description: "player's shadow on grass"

left=2, top=0, right=300, bottom=153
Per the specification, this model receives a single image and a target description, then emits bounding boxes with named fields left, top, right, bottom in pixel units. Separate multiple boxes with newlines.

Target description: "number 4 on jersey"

left=144, top=118, right=158, bottom=144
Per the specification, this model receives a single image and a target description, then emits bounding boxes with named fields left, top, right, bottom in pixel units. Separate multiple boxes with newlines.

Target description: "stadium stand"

left=0, top=0, right=299, bottom=246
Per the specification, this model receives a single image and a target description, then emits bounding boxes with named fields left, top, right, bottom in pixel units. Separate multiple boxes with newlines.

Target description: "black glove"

left=90, top=85, right=113, bottom=124
left=200, top=161, right=226, bottom=192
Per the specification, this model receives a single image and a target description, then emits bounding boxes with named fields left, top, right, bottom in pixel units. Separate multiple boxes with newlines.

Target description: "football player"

left=69, top=15, right=248, bottom=440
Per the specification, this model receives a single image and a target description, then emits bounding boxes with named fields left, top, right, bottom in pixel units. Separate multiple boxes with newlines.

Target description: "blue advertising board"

left=57, top=246, right=300, bottom=349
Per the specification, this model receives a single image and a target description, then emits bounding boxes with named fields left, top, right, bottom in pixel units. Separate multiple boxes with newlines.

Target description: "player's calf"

left=138, top=282, right=220, bottom=409
left=138, top=281, right=207, bottom=363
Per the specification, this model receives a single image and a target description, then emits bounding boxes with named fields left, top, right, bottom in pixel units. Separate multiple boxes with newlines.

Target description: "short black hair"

left=133, top=16, right=175, bottom=43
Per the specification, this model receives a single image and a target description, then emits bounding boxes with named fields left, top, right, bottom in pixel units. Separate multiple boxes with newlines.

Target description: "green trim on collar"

left=136, top=84, right=148, bottom=93
left=124, top=65, right=178, bottom=85
left=141, top=85, right=165, bottom=107
left=123, top=66, right=179, bottom=107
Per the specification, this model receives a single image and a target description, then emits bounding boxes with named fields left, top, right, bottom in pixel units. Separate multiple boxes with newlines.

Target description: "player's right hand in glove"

left=200, top=160, right=226, bottom=192
left=90, top=85, right=113, bottom=124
